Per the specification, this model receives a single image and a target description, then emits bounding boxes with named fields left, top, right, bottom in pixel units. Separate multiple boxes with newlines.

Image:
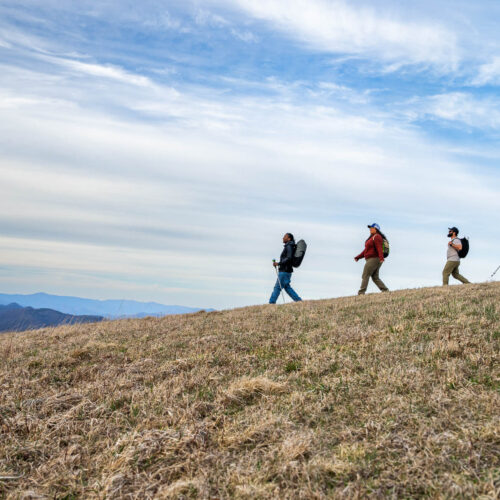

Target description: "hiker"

left=354, top=223, right=389, bottom=295
left=269, top=233, right=302, bottom=304
left=443, top=227, right=470, bottom=285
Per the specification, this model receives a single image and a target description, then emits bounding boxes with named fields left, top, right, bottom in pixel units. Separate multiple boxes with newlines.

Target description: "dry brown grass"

left=0, top=282, right=499, bottom=498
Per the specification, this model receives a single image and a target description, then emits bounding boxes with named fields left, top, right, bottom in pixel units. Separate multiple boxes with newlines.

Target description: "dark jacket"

left=279, top=240, right=296, bottom=273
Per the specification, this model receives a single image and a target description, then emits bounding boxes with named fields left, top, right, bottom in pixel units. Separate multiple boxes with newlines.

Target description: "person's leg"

left=358, top=259, right=377, bottom=295
left=451, top=263, right=470, bottom=284
left=269, top=277, right=282, bottom=304
left=371, top=261, right=389, bottom=292
left=281, top=272, right=302, bottom=302
left=442, top=261, right=455, bottom=285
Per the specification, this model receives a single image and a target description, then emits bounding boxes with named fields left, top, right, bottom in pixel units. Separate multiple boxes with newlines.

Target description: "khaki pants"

left=358, top=258, right=389, bottom=295
left=442, top=260, right=469, bottom=285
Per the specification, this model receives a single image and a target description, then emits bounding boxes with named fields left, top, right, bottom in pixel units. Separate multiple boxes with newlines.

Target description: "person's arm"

left=281, top=244, right=294, bottom=265
left=374, top=234, right=384, bottom=262
left=354, top=248, right=365, bottom=261
left=449, top=238, right=462, bottom=250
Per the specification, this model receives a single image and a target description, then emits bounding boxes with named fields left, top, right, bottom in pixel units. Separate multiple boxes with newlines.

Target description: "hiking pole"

left=488, top=265, right=500, bottom=281
left=273, top=260, right=286, bottom=304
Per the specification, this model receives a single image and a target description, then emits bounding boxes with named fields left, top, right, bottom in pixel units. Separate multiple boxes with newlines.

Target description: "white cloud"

left=471, top=57, right=500, bottom=86
left=194, top=9, right=230, bottom=28
left=229, top=28, right=258, bottom=43
left=411, top=92, right=500, bottom=129
left=193, top=7, right=258, bottom=42
left=215, top=0, right=458, bottom=68
left=42, top=56, right=154, bottom=87
left=0, top=27, right=35, bottom=49
left=141, top=11, right=188, bottom=32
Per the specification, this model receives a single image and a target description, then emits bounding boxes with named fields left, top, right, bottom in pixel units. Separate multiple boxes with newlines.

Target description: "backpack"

left=373, top=234, right=390, bottom=258
left=382, top=237, right=390, bottom=258
left=458, top=237, right=469, bottom=258
left=292, top=239, right=307, bottom=267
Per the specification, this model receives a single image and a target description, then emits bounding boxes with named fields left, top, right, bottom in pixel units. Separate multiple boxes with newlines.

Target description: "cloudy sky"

left=1, top=0, right=499, bottom=309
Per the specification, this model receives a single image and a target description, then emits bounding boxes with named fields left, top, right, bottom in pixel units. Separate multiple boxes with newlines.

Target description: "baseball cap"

left=448, top=226, right=459, bottom=234
left=367, top=223, right=380, bottom=231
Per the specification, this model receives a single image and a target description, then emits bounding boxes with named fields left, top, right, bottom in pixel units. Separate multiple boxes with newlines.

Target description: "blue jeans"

left=269, top=272, right=302, bottom=303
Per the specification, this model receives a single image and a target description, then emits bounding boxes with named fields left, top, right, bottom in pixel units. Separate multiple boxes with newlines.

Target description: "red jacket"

left=356, top=234, right=384, bottom=262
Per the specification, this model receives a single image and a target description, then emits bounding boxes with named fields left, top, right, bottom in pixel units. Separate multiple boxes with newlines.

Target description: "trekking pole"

left=488, top=265, right=500, bottom=281
left=273, top=260, right=286, bottom=304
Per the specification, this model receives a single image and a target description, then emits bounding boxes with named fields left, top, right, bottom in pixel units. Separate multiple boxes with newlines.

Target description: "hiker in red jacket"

left=354, top=223, right=389, bottom=295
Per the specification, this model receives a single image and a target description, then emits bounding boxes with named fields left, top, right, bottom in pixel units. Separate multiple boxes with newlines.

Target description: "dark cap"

left=448, top=227, right=459, bottom=235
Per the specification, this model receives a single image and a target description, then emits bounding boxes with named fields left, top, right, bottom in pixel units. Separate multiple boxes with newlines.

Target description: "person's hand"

left=380, top=259, right=384, bottom=263
left=354, top=257, right=359, bottom=262
left=273, top=261, right=279, bottom=267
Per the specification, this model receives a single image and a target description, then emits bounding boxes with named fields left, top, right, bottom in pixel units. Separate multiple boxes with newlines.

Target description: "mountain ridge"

left=0, top=292, right=213, bottom=318
left=0, top=302, right=103, bottom=333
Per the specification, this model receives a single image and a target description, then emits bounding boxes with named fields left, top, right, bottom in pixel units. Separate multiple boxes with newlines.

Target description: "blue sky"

left=0, top=0, right=499, bottom=309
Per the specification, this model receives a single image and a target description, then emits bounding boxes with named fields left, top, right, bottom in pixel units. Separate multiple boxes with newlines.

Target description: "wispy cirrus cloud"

left=212, top=0, right=459, bottom=69
left=407, top=92, right=500, bottom=130
left=52, top=58, right=153, bottom=86
left=471, top=57, right=500, bottom=86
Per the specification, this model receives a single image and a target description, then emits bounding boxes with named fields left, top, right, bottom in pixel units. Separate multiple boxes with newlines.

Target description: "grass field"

left=1, top=283, right=499, bottom=498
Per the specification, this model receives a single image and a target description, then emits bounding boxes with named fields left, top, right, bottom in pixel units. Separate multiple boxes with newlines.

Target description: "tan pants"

left=358, top=258, right=389, bottom=295
left=442, top=261, right=469, bottom=285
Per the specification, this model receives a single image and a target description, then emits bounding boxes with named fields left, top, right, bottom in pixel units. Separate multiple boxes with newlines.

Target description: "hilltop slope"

left=0, top=283, right=498, bottom=498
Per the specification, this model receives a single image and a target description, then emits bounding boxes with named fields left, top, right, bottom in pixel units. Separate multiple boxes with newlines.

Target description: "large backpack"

left=292, top=239, right=307, bottom=267
left=458, top=237, right=469, bottom=258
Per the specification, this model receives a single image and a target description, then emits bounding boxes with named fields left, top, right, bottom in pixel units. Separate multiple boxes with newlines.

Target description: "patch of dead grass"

left=222, top=376, right=286, bottom=406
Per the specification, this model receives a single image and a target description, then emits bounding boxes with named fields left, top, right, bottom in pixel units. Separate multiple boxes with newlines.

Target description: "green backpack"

left=374, top=234, right=390, bottom=258
left=382, top=238, right=390, bottom=258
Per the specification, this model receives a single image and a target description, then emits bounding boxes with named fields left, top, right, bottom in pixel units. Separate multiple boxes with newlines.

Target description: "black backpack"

left=292, top=240, right=307, bottom=267
left=458, top=237, right=469, bottom=258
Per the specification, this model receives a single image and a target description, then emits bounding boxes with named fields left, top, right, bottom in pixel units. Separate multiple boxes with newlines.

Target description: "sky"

left=0, top=0, right=499, bottom=309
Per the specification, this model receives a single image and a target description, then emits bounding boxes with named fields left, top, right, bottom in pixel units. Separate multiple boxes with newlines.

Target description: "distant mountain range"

left=0, top=292, right=212, bottom=319
left=0, top=303, right=103, bottom=333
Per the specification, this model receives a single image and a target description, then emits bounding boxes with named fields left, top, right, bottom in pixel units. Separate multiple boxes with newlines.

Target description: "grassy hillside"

left=1, top=283, right=499, bottom=499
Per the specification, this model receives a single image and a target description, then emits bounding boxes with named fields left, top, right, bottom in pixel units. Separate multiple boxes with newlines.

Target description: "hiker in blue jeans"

left=269, top=233, right=302, bottom=304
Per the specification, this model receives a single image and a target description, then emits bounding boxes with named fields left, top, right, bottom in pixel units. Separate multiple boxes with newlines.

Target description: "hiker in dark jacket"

left=269, top=233, right=302, bottom=303
left=354, top=223, right=389, bottom=295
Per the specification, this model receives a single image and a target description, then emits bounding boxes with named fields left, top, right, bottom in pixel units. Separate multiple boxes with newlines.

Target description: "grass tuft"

left=223, top=376, right=286, bottom=406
